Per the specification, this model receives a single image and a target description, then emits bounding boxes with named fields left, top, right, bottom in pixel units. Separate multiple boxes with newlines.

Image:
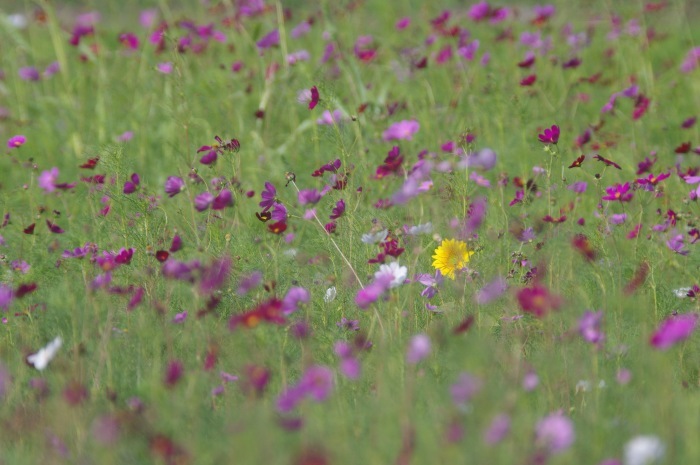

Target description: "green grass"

left=1, top=0, right=699, bottom=464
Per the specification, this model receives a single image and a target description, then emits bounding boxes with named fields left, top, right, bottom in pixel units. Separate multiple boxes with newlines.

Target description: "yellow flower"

left=432, top=239, right=474, bottom=280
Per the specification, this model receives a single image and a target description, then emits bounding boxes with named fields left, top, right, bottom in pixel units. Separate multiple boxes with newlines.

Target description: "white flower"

left=375, top=262, right=407, bottom=288
left=26, top=337, right=62, bottom=371
left=624, top=435, right=665, bottom=465
left=324, top=286, right=337, bottom=303
left=406, top=222, right=432, bottom=235
left=361, top=229, right=388, bottom=244
left=673, top=287, right=691, bottom=298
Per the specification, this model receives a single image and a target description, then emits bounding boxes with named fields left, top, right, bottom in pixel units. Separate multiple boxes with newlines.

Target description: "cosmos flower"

left=649, top=313, right=698, bottom=349
left=432, top=239, right=474, bottom=280
left=535, top=412, right=575, bottom=455
left=164, top=176, right=185, bottom=197
left=382, top=120, right=420, bottom=141
left=624, top=436, right=665, bottom=465
left=538, top=124, right=560, bottom=144
left=406, top=334, right=431, bottom=364
left=7, top=135, right=26, bottom=149
left=602, top=183, right=633, bottom=202
left=375, top=261, right=408, bottom=288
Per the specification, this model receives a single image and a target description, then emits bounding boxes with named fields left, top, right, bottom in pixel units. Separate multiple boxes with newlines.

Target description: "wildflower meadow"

left=1, top=0, right=700, bottom=463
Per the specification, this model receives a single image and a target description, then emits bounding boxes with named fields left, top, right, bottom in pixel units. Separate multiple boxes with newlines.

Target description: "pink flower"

left=535, top=412, right=575, bottom=454
left=382, top=120, right=420, bottom=141
left=538, top=124, right=560, bottom=144
left=578, top=311, right=605, bottom=345
left=484, top=414, right=511, bottom=445
left=7, top=135, right=26, bottom=149
left=650, top=313, right=698, bottom=350
left=602, top=182, right=633, bottom=202
left=406, top=333, right=431, bottom=364
left=156, top=62, right=173, bottom=74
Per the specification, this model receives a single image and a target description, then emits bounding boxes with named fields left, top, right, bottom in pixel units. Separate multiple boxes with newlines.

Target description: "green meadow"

left=0, top=1, right=699, bottom=464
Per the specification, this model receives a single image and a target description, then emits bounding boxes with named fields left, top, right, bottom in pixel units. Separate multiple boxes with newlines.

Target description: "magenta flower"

left=164, top=360, right=184, bottom=387
left=271, top=203, right=287, bottom=222
left=666, top=233, right=688, bottom=255
left=535, top=412, right=575, bottom=455
left=335, top=342, right=361, bottom=379
left=406, top=333, right=431, bottom=364
left=517, top=285, right=561, bottom=317
left=602, top=182, right=633, bottom=202
left=650, top=313, right=698, bottom=349
left=211, top=189, right=233, bottom=210
left=119, top=33, right=139, bottom=50
left=7, top=135, right=26, bottom=149
left=277, top=365, right=333, bottom=412
left=316, top=109, right=344, bottom=125
left=382, top=120, right=420, bottom=141
left=38, top=168, right=60, bottom=193
left=329, top=199, right=345, bottom=220
left=538, top=124, right=560, bottom=144
left=123, top=173, right=140, bottom=194
left=355, top=274, right=392, bottom=309
left=164, top=176, right=185, bottom=197
left=308, top=86, right=319, bottom=110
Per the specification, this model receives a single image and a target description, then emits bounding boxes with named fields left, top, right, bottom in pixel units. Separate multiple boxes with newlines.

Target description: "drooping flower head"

left=432, top=239, right=474, bottom=280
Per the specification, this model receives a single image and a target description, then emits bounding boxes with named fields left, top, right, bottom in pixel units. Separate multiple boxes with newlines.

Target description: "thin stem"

left=290, top=181, right=364, bottom=289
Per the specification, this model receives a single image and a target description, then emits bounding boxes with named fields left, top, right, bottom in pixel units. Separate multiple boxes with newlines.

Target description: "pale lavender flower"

left=237, top=271, right=262, bottom=296
left=535, top=412, right=575, bottom=454
left=382, top=120, right=420, bottom=141
left=666, top=233, right=688, bottom=255
left=484, top=413, right=511, bottom=445
left=287, top=50, right=310, bottom=65
left=568, top=181, right=588, bottom=193
left=19, top=67, right=40, bottom=81
left=578, top=310, right=605, bottom=344
left=450, top=372, right=482, bottom=406
left=523, top=371, right=539, bottom=391
left=415, top=270, right=443, bottom=299
left=406, top=333, right=431, bottom=364
left=475, top=277, right=507, bottom=305
left=281, top=287, right=310, bottom=314
left=610, top=213, right=627, bottom=225
left=0, top=284, right=12, bottom=311
left=316, top=109, right=344, bottom=125
left=290, top=21, right=311, bottom=38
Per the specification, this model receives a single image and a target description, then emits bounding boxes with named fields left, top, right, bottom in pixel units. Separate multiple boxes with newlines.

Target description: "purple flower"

left=281, top=287, right=310, bottom=314
left=259, top=182, right=277, bottom=212
left=567, top=181, right=588, bottom=194
left=164, top=360, right=184, bottom=387
left=19, top=67, right=40, bottom=81
left=164, top=176, right=185, bottom=197
left=450, top=372, right=482, bottom=406
left=650, top=313, right=698, bottom=349
left=666, top=233, right=688, bottom=255
left=271, top=203, right=287, bottom=222
left=237, top=271, right=262, bottom=296
left=484, top=414, right=511, bottom=445
left=382, top=120, right=420, bottom=141
left=610, top=213, right=627, bottom=225
left=123, top=173, right=140, bottom=194
left=194, top=192, right=215, bottom=211
left=415, top=270, right=443, bottom=299
left=538, top=124, right=560, bottom=144
left=298, top=189, right=322, bottom=205
left=172, top=311, right=188, bottom=323
left=460, top=148, right=497, bottom=171
left=578, top=311, right=605, bottom=344
left=199, top=257, right=231, bottom=295
left=0, top=284, right=13, bottom=311
left=475, top=277, right=507, bottom=305
left=406, top=333, right=431, bottom=364
left=316, top=109, right=344, bottom=125
left=335, top=342, right=361, bottom=379
left=355, top=274, right=392, bottom=309
left=535, top=412, right=575, bottom=454
left=211, top=189, right=233, bottom=210
left=329, top=199, right=345, bottom=220
left=277, top=365, right=333, bottom=412
left=337, top=317, right=360, bottom=331
left=7, top=135, right=26, bottom=149
left=257, top=29, right=280, bottom=49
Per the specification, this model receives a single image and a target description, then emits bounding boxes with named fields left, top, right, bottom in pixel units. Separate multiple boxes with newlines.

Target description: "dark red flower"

left=568, top=155, right=585, bottom=168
